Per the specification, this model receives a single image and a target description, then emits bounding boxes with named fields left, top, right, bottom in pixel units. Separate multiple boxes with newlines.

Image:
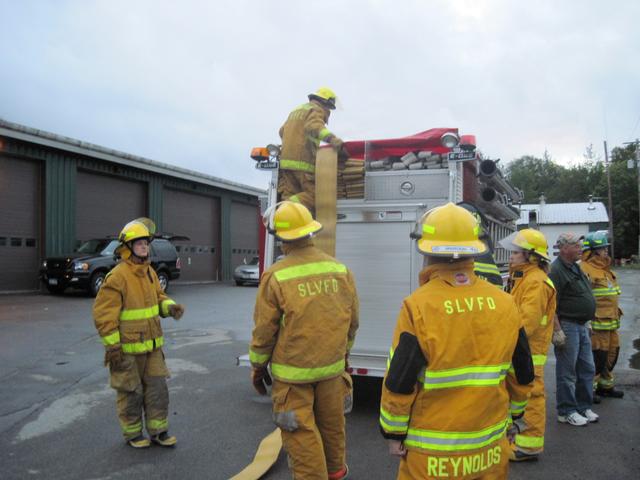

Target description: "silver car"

left=233, top=256, right=260, bottom=286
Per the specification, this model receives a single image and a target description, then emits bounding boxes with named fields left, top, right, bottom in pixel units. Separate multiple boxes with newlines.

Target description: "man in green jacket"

left=549, top=232, right=598, bottom=427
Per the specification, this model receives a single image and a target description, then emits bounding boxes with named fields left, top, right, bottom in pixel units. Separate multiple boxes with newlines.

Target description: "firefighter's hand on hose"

left=507, top=417, right=527, bottom=443
left=251, top=366, right=272, bottom=395
left=552, top=329, right=566, bottom=348
left=328, top=136, right=344, bottom=152
left=388, top=440, right=407, bottom=457
left=169, top=304, right=185, bottom=320
left=105, top=346, right=125, bottom=371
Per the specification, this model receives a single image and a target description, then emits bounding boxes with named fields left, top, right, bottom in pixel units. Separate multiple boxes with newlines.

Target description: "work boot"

left=127, top=435, right=151, bottom=449
left=597, top=387, right=624, bottom=398
left=151, top=432, right=177, bottom=447
left=509, top=449, right=539, bottom=462
left=328, top=465, right=349, bottom=480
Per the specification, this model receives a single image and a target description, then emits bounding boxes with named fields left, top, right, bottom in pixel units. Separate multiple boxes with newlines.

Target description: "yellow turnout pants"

left=278, top=169, right=316, bottom=213
left=109, top=348, right=170, bottom=440
left=592, top=329, right=620, bottom=390
left=513, top=370, right=546, bottom=454
left=271, top=374, right=352, bottom=479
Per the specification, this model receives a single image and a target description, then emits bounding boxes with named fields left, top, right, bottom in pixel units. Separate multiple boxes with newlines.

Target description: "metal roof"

left=0, top=119, right=265, bottom=197
left=517, top=202, right=609, bottom=225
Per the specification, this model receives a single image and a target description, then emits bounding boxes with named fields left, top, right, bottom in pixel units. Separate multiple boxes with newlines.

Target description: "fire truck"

left=239, top=128, right=522, bottom=377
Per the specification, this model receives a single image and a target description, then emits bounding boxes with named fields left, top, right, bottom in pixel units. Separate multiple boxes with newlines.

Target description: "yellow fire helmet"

left=308, top=87, right=338, bottom=110
left=263, top=201, right=323, bottom=242
left=499, top=228, right=550, bottom=261
left=412, top=202, right=488, bottom=258
left=116, top=217, right=156, bottom=259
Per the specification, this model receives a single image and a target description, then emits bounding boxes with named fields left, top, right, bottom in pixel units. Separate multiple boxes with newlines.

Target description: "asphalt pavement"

left=1, top=271, right=639, bottom=479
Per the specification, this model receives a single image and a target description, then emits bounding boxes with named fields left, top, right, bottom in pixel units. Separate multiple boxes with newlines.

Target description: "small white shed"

left=516, top=197, right=610, bottom=251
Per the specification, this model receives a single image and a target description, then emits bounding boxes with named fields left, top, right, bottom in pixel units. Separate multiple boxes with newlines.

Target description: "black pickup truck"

left=40, top=236, right=184, bottom=296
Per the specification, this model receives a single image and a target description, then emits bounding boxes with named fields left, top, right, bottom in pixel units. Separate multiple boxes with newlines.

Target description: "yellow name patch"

left=426, top=446, right=502, bottom=477
left=297, top=278, right=339, bottom=297
left=443, top=297, right=496, bottom=314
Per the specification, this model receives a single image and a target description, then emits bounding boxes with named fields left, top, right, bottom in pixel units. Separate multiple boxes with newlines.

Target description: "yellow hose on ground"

left=229, top=428, right=283, bottom=480
left=314, top=147, right=338, bottom=257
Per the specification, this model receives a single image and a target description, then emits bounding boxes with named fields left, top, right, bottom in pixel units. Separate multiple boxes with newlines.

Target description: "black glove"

left=251, top=366, right=272, bottom=395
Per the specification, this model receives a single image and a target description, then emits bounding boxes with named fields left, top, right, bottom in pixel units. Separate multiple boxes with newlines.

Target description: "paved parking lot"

left=1, top=274, right=639, bottom=479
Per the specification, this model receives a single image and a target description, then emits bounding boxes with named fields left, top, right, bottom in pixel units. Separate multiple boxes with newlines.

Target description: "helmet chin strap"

left=125, top=242, right=149, bottom=262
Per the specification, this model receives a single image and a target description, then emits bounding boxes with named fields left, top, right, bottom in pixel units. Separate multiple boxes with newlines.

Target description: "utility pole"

left=637, top=143, right=640, bottom=260
left=603, top=140, right=615, bottom=260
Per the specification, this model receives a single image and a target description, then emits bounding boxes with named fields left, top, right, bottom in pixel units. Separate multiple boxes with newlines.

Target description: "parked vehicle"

left=40, top=236, right=183, bottom=296
left=233, top=256, right=260, bottom=286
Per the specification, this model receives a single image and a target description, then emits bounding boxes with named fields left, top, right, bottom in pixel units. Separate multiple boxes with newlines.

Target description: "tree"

left=505, top=155, right=565, bottom=203
left=505, top=144, right=638, bottom=258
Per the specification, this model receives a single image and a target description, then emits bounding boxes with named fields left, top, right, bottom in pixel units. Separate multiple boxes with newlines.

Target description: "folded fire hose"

left=314, top=147, right=338, bottom=257
left=229, top=428, right=283, bottom=480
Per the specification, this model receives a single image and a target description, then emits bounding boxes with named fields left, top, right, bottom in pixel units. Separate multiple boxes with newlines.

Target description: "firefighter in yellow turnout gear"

left=93, top=218, right=185, bottom=448
left=380, top=203, right=534, bottom=480
left=250, top=201, right=359, bottom=480
left=499, top=229, right=557, bottom=461
left=278, top=87, right=344, bottom=213
left=580, top=232, right=624, bottom=399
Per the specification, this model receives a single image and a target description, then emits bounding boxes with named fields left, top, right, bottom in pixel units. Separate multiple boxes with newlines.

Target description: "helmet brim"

left=276, top=220, right=323, bottom=242
left=499, top=232, right=550, bottom=260
left=417, top=238, right=488, bottom=257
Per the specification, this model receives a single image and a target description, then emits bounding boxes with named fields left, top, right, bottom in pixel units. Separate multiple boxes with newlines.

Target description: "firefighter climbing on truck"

left=277, top=87, right=345, bottom=213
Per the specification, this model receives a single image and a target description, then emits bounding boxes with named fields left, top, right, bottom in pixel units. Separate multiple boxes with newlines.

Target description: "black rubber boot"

left=597, top=387, right=624, bottom=398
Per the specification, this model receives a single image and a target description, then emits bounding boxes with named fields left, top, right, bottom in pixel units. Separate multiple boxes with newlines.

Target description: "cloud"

left=1, top=0, right=639, bottom=188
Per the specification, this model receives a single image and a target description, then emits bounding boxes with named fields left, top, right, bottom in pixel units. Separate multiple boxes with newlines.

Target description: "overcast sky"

left=1, top=0, right=639, bottom=190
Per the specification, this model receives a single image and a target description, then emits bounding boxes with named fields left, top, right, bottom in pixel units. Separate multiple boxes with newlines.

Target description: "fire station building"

left=0, top=119, right=264, bottom=292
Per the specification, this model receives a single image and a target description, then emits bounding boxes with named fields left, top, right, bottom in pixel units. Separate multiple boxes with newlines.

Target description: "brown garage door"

left=76, top=171, right=147, bottom=242
left=0, top=156, right=41, bottom=291
left=230, top=202, right=259, bottom=269
left=163, top=188, right=221, bottom=282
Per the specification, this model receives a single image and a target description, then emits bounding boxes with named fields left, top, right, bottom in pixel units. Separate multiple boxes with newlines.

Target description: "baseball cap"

left=554, top=232, right=584, bottom=248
